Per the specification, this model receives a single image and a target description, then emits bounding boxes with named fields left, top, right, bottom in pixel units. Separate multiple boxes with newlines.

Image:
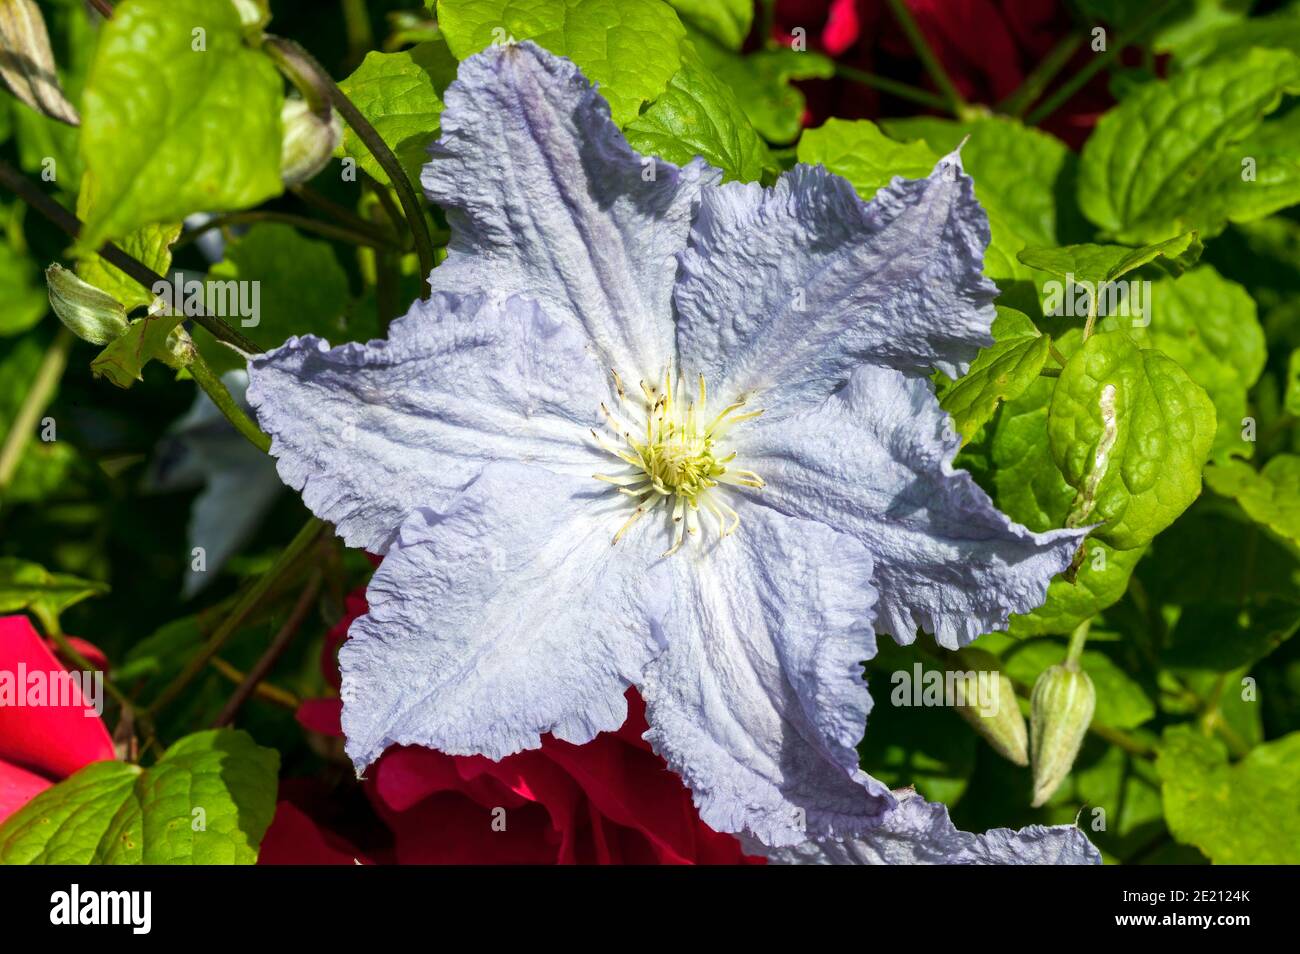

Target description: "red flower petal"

left=0, top=760, right=53, bottom=824
left=0, top=615, right=115, bottom=783
left=259, top=800, right=366, bottom=865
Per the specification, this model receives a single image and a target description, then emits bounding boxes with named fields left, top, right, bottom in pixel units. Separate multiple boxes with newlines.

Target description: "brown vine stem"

left=146, top=517, right=327, bottom=718
left=263, top=35, right=436, bottom=297
left=174, top=209, right=403, bottom=252
left=0, top=159, right=262, bottom=354
left=211, top=572, right=322, bottom=728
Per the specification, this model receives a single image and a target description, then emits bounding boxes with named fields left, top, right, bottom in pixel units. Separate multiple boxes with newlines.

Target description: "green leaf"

left=972, top=370, right=1145, bottom=635
left=1140, top=504, right=1300, bottom=610
left=45, top=263, right=129, bottom=344
left=74, top=172, right=180, bottom=312
left=0, top=557, right=108, bottom=630
left=988, top=376, right=1076, bottom=533
left=1002, top=639, right=1155, bottom=730
left=1068, top=742, right=1167, bottom=860
left=90, top=310, right=192, bottom=389
left=0, top=237, right=47, bottom=336
left=436, top=0, right=687, bottom=127
left=882, top=115, right=1083, bottom=247
left=1018, top=231, right=1203, bottom=291
left=1205, top=454, right=1300, bottom=549
left=1157, top=725, right=1300, bottom=864
left=337, top=38, right=456, bottom=189
left=939, top=307, right=1050, bottom=445
left=116, top=616, right=206, bottom=685
left=666, top=0, right=751, bottom=49
left=862, top=643, right=977, bottom=805
left=1151, top=0, right=1255, bottom=56
left=0, top=729, right=279, bottom=864
left=1163, top=601, right=1300, bottom=672
left=77, top=0, right=284, bottom=250
left=1048, top=330, right=1216, bottom=549
left=195, top=223, right=356, bottom=373
left=691, top=34, right=832, bottom=144
left=1078, top=48, right=1300, bottom=243
left=1008, top=542, right=1145, bottom=637
left=1285, top=349, right=1300, bottom=418
left=797, top=118, right=938, bottom=201
left=1099, top=266, right=1265, bottom=464
left=1170, top=7, right=1300, bottom=69
left=624, top=42, right=774, bottom=183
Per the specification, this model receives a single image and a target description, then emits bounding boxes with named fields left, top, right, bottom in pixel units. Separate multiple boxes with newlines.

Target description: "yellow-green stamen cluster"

left=592, top=370, right=764, bottom=556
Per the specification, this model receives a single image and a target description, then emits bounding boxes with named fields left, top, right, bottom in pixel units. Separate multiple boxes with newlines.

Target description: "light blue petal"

left=640, top=507, right=893, bottom=847
left=734, top=364, right=1084, bottom=648
left=756, top=789, right=1101, bottom=864
left=246, top=291, right=605, bottom=553
left=676, top=157, right=997, bottom=414
left=340, top=462, right=668, bottom=770
left=424, top=41, right=718, bottom=380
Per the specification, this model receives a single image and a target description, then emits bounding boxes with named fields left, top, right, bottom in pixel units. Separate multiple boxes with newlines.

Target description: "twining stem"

left=0, top=162, right=279, bottom=445
left=211, top=657, right=300, bottom=710
left=1066, top=618, right=1091, bottom=668
left=37, top=607, right=136, bottom=715
left=188, top=349, right=272, bottom=454
left=1199, top=672, right=1252, bottom=759
left=1048, top=340, right=1069, bottom=368
left=212, top=572, right=322, bottom=727
left=174, top=209, right=403, bottom=252
left=146, top=517, right=327, bottom=717
left=833, top=64, right=950, bottom=111
left=0, top=160, right=262, bottom=354
left=998, top=34, right=1084, bottom=117
left=885, top=0, right=968, bottom=117
left=1089, top=722, right=1155, bottom=759
left=1025, top=0, right=1180, bottom=126
left=292, top=182, right=407, bottom=246
left=0, top=327, right=74, bottom=492
left=263, top=36, right=436, bottom=297
left=359, top=170, right=414, bottom=240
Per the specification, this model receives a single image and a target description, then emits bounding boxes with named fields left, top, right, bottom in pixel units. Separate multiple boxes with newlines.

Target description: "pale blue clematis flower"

left=246, top=42, right=1088, bottom=849
left=751, top=789, right=1101, bottom=864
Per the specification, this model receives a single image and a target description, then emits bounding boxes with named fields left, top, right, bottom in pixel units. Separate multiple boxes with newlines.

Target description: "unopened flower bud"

left=232, top=0, right=271, bottom=34
left=46, top=264, right=128, bottom=344
left=1030, top=662, right=1095, bottom=807
left=0, top=0, right=79, bottom=125
left=280, top=97, right=342, bottom=186
left=952, top=648, right=1028, bottom=766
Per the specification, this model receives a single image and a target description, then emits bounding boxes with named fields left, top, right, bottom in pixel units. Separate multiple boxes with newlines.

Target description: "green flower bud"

left=952, top=648, right=1028, bottom=766
left=0, top=0, right=79, bottom=125
left=232, top=0, right=271, bottom=34
left=280, top=97, right=342, bottom=187
left=1030, top=662, right=1096, bottom=807
left=45, top=264, right=129, bottom=345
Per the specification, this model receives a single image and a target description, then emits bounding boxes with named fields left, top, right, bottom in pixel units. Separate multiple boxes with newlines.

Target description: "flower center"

left=592, top=370, right=764, bottom=556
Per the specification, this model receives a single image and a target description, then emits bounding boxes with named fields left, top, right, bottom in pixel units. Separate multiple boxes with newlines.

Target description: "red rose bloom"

left=263, top=587, right=758, bottom=865
left=0, top=615, right=116, bottom=823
